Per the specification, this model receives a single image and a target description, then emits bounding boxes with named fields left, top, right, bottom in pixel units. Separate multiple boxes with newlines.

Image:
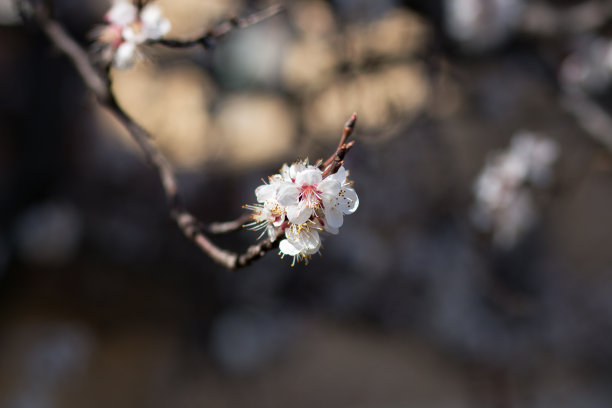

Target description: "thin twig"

left=208, top=213, right=252, bottom=234
left=322, top=113, right=357, bottom=177
left=156, top=4, right=284, bottom=49
left=39, top=14, right=109, bottom=100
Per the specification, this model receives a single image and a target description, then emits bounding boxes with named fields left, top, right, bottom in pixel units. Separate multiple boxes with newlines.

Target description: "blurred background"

left=3, top=0, right=612, bottom=406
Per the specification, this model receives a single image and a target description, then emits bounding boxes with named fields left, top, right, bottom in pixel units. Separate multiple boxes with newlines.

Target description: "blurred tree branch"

left=521, top=1, right=612, bottom=37
left=155, top=4, right=283, bottom=49
left=561, top=86, right=612, bottom=154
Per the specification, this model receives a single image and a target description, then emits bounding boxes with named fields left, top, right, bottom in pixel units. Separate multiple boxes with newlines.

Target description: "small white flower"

left=245, top=175, right=287, bottom=240
left=277, top=167, right=346, bottom=225
left=139, top=4, right=171, bottom=40
left=122, top=4, right=171, bottom=44
left=279, top=222, right=322, bottom=266
left=508, top=132, right=559, bottom=186
left=95, top=0, right=171, bottom=69
left=280, top=160, right=309, bottom=182
left=321, top=166, right=359, bottom=230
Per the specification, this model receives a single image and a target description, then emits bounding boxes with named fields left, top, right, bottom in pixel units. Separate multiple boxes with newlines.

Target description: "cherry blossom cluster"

left=95, top=0, right=171, bottom=69
left=245, top=160, right=359, bottom=265
left=471, top=131, right=559, bottom=249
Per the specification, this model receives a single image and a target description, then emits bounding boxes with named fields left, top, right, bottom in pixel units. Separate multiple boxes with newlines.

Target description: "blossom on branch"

left=95, top=0, right=171, bottom=69
left=245, top=159, right=359, bottom=265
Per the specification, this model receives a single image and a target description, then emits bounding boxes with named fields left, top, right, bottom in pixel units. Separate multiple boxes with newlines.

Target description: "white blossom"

left=560, top=37, right=612, bottom=93
left=508, top=132, right=559, bottom=186
left=245, top=160, right=359, bottom=265
left=279, top=222, right=322, bottom=266
left=96, top=0, right=171, bottom=69
left=113, top=40, right=139, bottom=69
left=445, top=0, right=524, bottom=52
left=105, top=0, right=137, bottom=27
left=321, top=166, right=359, bottom=231
left=471, top=131, right=559, bottom=249
left=244, top=175, right=287, bottom=240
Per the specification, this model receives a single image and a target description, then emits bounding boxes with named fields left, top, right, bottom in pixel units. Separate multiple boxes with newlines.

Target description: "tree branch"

left=39, top=14, right=109, bottom=100
left=322, top=113, right=357, bottom=177
left=155, top=4, right=284, bottom=49
left=208, top=213, right=252, bottom=234
left=35, top=6, right=283, bottom=269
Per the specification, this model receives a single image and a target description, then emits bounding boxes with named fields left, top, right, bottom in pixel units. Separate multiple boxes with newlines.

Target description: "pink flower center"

left=300, top=184, right=322, bottom=208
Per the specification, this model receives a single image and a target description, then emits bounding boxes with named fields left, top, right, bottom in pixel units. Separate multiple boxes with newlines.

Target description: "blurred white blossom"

left=471, top=131, right=559, bottom=248
left=560, top=37, right=612, bottom=93
left=445, top=0, right=524, bottom=52
left=95, top=0, right=171, bottom=69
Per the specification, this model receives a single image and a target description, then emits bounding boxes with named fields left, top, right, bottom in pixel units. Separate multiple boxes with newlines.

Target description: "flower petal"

left=141, top=5, right=171, bottom=39
left=343, top=187, right=359, bottom=213
left=295, top=169, right=322, bottom=187
left=324, top=223, right=339, bottom=234
left=298, top=228, right=321, bottom=253
left=317, top=178, right=341, bottom=199
left=329, top=166, right=347, bottom=184
left=255, top=184, right=275, bottom=203
left=279, top=239, right=301, bottom=256
left=106, top=1, right=137, bottom=26
left=141, top=4, right=162, bottom=25
left=287, top=203, right=311, bottom=224
left=114, top=41, right=137, bottom=69
left=266, top=225, right=277, bottom=241
left=276, top=183, right=299, bottom=206
left=325, top=207, right=344, bottom=229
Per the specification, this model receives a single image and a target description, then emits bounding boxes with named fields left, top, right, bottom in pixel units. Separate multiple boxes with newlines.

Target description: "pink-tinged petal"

left=279, top=239, right=301, bottom=256
left=317, top=178, right=341, bottom=199
left=295, top=169, right=322, bottom=187
left=276, top=183, right=299, bottom=206
left=287, top=204, right=311, bottom=224
left=325, top=207, right=344, bottom=229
